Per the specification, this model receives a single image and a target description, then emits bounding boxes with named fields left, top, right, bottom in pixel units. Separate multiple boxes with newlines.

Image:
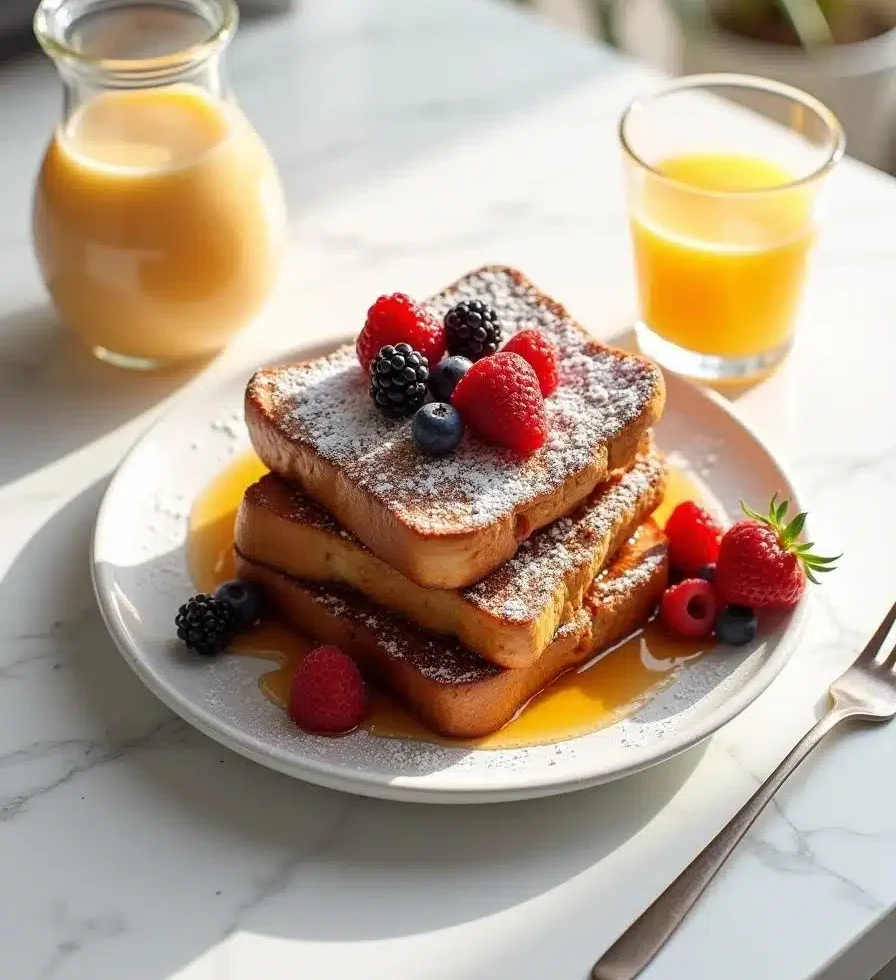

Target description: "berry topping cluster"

left=660, top=495, right=838, bottom=646
left=355, top=292, right=560, bottom=457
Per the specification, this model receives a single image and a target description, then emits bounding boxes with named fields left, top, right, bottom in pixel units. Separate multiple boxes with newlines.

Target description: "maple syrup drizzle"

left=187, top=453, right=710, bottom=749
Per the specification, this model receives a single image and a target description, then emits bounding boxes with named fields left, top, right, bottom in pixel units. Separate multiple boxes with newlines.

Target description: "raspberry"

left=357, top=293, right=444, bottom=373
left=450, top=351, right=548, bottom=455
left=715, top=496, right=839, bottom=610
left=288, top=645, right=366, bottom=734
left=502, top=329, right=559, bottom=396
left=660, top=579, right=716, bottom=638
left=665, top=501, right=723, bottom=574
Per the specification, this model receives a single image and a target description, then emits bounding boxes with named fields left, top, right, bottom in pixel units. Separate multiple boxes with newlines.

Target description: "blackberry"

left=444, top=300, right=502, bottom=361
left=175, top=594, right=235, bottom=655
left=369, top=343, right=429, bottom=417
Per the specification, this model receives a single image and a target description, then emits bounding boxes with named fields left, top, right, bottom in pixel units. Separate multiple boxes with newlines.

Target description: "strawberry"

left=502, top=329, right=560, bottom=396
left=451, top=351, right=548, bottom=454
left=665, top=501, right=723, bottom=574
left=356, top=293, right=445, bottom=373
left=288, top=645, right=366, bottom=734
left=715, top=495, right=839, bottom=610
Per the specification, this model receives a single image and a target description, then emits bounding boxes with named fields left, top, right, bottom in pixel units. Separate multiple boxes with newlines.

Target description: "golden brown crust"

left=234, top=521, right=668, bottom=739
left=235, top=447, right=667, bottom=667
left=245, top=266, right=665, bottom=589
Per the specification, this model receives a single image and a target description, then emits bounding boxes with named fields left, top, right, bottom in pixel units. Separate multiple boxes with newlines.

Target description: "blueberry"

left=696, top=563, right=716, bottom=583
left=213, top=579, right=264, bottom=631
left=428, top=355, right=472, bottom=402
left=715, top=604, right=758, bottom=646
left=412, top=402, right=464, bottom=455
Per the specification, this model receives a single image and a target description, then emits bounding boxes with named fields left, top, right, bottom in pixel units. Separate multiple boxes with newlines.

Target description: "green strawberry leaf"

left=741, top=500, right=768, bottom=524
left=775, top=497, right=789, bottom=525
left=782, top=511, right=807, bottom=547
left=738, top=495, right=841, bottom=588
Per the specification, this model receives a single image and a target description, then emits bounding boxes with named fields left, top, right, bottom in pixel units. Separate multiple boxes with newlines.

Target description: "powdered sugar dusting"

left=586, top=530, right=668, bottom=610
left=249, top=267, right=661, bottom=535
left=245, top=449, right=665, bottom=645
left=463, top=453, right=666, bottom=622
left=305, top=581, right=499, bottom=685
left=286, top=523, right=665, bottom=688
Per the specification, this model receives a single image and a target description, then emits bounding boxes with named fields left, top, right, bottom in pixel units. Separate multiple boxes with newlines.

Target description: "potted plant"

left=666, top=0, right=896, bottom=169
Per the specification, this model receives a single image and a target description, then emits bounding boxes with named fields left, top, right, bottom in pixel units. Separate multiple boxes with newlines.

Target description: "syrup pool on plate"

left=187, top=452, right=710, bottom=749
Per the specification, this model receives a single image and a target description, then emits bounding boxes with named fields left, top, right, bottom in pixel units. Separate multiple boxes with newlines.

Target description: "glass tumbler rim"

left=619, top=72, right=846, bottom=198
left=33, top=0, right=238, bottom=79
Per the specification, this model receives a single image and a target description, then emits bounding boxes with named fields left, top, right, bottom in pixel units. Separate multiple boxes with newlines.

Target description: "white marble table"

left=2, top=2, right=895, bottom=978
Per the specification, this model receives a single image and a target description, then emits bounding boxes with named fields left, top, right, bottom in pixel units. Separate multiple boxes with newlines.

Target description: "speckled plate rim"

left=92, top=335, right=809, bottom=804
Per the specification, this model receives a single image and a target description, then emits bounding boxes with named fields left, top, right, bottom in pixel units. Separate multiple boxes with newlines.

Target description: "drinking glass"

left=620, top=73, right=844, bottom=381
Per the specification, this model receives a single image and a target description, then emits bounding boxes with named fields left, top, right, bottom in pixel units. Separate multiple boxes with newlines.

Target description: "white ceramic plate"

left=92, top=337, right=808, bottom=804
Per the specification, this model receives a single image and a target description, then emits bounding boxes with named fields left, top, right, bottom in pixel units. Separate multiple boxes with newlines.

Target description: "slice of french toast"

left=235, top=446, right=667, bottom=668
left=245, top=266, right=665, bottom=589
left=234, top=521, right=668, bottom=740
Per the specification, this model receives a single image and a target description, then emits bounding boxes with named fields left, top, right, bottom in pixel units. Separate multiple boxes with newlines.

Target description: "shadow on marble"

left=231, top=742, right=707, bottom=938
left=0, top=305, right=206, bottom=488
left=1, top=475, right=711, bottom=977
left=109, top=732, right=708, bottom=953
left=0, top=478, right=180, bottom=752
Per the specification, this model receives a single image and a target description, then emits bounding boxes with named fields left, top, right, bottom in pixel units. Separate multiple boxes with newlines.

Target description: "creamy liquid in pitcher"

left=34, top=85, right=285, bottom=362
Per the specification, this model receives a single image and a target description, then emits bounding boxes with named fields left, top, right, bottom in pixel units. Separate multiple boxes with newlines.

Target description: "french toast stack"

left=235, top=267, right=670, bottom=738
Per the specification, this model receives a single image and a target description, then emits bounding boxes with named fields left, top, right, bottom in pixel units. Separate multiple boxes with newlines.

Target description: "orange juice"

left=630, top=153, right=814, bottom=359
left=33, top=85, right=285, bottom=364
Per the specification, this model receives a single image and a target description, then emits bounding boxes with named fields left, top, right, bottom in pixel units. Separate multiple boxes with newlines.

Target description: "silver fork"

left=593, top=599, right=896, bottom=980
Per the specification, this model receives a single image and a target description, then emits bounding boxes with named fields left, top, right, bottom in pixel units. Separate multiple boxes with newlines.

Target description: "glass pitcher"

left=33, top=0, right=287, bottom=369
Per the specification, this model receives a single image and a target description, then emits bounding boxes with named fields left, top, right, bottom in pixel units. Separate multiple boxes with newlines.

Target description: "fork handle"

left=592, top=709, right=846, bottom=980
